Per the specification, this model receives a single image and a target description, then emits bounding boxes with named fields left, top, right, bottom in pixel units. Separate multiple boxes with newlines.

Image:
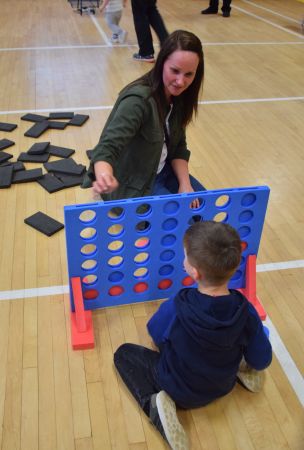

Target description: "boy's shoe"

left=237, top=366, right=265, bottom=393
left=222, top=10, right=230, bottom=17
left=133, top=53, right=155, bottom=63
left=149, top=391, right=189, bottom=450
left=111, top=34, right=119, bottom=44
left=201, top=7, right=218, bottom=14
left=118, top=30, right=128, bottom=44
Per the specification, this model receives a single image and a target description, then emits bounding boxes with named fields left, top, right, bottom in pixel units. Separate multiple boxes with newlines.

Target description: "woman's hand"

left=171, top=159, right=200, bottom=209
left=178, top=183, right=200, bottom=209
left=92, top=161, right=119, bottom=196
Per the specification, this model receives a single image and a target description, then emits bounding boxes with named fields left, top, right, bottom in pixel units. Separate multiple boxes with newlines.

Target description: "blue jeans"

left=151, top=163, right=205, bottom=196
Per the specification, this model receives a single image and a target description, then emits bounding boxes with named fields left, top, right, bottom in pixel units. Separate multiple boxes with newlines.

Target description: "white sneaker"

left=118, top=30, right=128, bottom=44
left=237, top=361, right=265, bottom=393
left=154, top=391, right=189, bottom=450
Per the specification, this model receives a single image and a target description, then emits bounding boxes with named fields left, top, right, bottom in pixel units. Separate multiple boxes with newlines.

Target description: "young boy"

left=114, top=221, right=272, bottom=450
left=100, top=0, right=127, bottom=44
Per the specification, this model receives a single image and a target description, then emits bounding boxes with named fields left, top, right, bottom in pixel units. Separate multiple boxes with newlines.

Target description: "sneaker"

left=237, top=362, right=265, bottom=393
left=222, top=10, right=230, bottom=17
left=111, top=34, right=119, bottom=44
left=133, top=53, right=155, bottom=63
left=149, top=391, right=189, bottom=450
left=118, top=30, right=128, bottom=44
left=201, top=6, right=218, bottom=14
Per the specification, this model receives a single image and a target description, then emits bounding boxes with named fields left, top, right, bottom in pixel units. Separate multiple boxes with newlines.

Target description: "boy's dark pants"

left=131, top=0, right=168, bottom=56
left=114, top=343, right=161, bottom=416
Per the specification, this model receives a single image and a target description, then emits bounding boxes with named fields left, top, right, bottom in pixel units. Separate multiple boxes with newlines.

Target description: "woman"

left=83, top=30, right=205, bottom=205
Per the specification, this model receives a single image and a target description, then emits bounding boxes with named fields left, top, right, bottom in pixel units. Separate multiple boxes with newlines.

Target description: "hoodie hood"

left=175, top=288, right=249, bottom=349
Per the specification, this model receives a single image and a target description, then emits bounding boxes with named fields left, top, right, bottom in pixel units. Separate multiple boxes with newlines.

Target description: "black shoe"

left=133, top=53, right=155, bottom=63
left=149, top=391, right=189, bottom=449
left=201, top=6, right=218, bottom=14
left=222, top=10, right=230, bottom=17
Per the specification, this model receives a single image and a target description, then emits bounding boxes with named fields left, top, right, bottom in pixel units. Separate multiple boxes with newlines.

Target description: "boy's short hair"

left=183, top=221, right=242, bottom=285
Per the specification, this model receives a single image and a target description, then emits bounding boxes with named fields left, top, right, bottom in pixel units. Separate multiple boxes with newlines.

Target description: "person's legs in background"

left=201, top=0, right=219, bottom=14
left=131, top=0, right=155, bottom=61
left=105, top=11, right=123, bottom=43
left=202, top=0, right=231, bottom=16
left=147, top=0, right=169, bottom=47
left=222, top=0, right=231, bottom=17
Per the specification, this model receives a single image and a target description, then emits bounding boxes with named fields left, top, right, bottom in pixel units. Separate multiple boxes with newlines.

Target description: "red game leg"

left=70, top=277, right=95, bottom=350
left=239, top=255, right=267, bottom=320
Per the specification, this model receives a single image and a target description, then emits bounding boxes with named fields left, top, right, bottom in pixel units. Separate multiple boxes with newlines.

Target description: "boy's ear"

left=190, top=265, right=200, bottom=282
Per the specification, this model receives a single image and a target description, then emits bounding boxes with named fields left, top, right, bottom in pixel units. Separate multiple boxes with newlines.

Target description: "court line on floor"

left=90, top=14, right=111, bottom=46
left=234, top=5, right=304, bottom=39
left=0, top=41, right=303, bottom=53
left=0, top=44, right=134, bottom=52
left=241, top=0, right=302, bottom=24
left=265, top=316, right=304, bottom=407
left=0, top=95, right=303, bottom=116
left=200, top=96, right=304, bottom=105
left=202, top=41, right=304, bottom=46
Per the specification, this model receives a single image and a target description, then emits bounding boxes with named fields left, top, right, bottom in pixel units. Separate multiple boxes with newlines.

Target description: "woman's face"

left=162, top=50, right=199, bottom=101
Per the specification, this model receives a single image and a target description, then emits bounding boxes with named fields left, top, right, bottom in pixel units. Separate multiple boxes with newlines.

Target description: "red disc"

left=109, top=285, right=124, bottom=296
left=241, top=241, right=248, bottom=251
left=133, top=282, right=148, bottom=293
left=83, top=289, right=99, bottom=299
left=158, top=279, right=172, bottom=290
left=182, top=276, right=195, bottom=286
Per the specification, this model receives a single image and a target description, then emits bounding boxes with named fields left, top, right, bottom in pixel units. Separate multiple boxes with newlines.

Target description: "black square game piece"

left=24, top=211, right=64, bottom=236
left=17, top=152, right=50, bottom=163
left=36, top=173, right=65, bottom=193
left=12, top=168, right=43, bottom=183
left=0, top=139, right=15, bottom=151
left=47, top=121, right=68, bottom=130
left=24, top=121, right=49, bottom=138
left=44, top=158, right=84, bottom=175
left=0, top=165, right=14, bottom=188
left=49, top=112, right=74, bottom=119
left=68, top=114, right=89, bottom=126
left=56, top=173, right=84, bottom=187
left=28, top=142, right=50, bottom=155
left=47, top=145, right=75, bottom=158
left=7, top=161, right=25, bottom=172
left=0, top=122, right=17, bottom=132
left=0, top=152, right=13, bottom=164
left=21, top=113, right=49, bottom=122
left=0, top=161, right=25, bottom=172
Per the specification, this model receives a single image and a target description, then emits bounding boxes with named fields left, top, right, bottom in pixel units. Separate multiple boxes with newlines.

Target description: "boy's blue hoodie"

left=147, top=288, right=272, bottom=408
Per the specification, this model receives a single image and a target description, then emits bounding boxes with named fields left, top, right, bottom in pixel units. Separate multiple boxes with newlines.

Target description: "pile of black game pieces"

left=0, top=113, right=91, bottom=235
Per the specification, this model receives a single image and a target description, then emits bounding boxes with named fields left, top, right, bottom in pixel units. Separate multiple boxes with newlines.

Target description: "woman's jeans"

left=152, top=163, right=205, bottom=196
left=114, top=343, right=161, bottom=416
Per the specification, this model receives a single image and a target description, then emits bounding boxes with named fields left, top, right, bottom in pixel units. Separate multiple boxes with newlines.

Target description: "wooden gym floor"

left=0, top=0, right=303, bottom=448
